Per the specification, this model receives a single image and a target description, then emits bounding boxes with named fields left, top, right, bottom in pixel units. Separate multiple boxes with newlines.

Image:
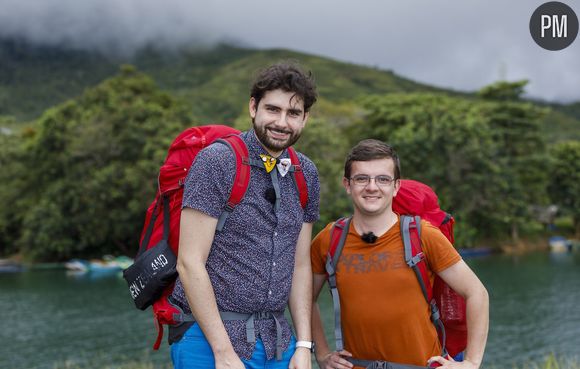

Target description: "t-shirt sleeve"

left=298, top=153, right=320, bottom=224
left=310, top=223, right=333, bottom=275
left=181, top=144, right=235, bottom=219
left=421, top=220, right=462, bottom=273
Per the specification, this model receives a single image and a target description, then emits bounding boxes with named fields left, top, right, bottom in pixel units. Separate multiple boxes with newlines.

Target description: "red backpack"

left=132, top=125, right=309, bottom=349
left=325, top=179, right=467, bottom=361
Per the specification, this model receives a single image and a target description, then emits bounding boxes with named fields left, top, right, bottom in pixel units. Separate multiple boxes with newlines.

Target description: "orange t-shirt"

left=311, top=216, right=461, bottom=367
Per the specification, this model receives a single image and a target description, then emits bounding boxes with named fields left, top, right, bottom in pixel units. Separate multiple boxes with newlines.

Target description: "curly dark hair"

left=250, top=61, right=318, bottom=113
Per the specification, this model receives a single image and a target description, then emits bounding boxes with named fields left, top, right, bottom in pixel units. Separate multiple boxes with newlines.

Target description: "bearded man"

left=170, top=62, right=320, bottom=369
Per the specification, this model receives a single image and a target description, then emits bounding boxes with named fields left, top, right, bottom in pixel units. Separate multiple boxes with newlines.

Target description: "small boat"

left=0, top=259, right=24, bottom=273
left=64, top=259, right=90, bottom=272
left=64, top=255, right=133, bottom=273
left=113, top=256, right=133, bottom=270
left=549, top=236, right=572, bottom=253
left=458, top=247, right=493, bottom=258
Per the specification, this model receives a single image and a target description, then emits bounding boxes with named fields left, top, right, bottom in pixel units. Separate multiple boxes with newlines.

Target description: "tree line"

left=0, top=67, right=578, bottom=261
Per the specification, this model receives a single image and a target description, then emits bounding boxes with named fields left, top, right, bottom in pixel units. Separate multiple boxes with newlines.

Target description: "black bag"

left=123, top=196, right=178, bottom=310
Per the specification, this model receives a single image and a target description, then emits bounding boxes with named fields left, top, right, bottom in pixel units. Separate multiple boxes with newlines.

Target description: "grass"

left=51, top=350, right=172, bottom=369
left=488, top=354, right=580, bottom=369
left=50, top=354, right=580, bottom=369
left=53, top=362, right=171, bottom=369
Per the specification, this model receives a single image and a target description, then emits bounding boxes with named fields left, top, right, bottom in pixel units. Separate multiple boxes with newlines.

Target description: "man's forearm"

left=289, top=222, right=314, bottom=341
left=312, top=301, right=332, bottom=361
left=463, top=285, right=489, bottom=367
left=437, top=260, right=490, bottom=367
left=289, top=260, right=313, bottom=341
left=177, top=209, right=235, bottom=357
left=178, top=261, right=235, bottom=356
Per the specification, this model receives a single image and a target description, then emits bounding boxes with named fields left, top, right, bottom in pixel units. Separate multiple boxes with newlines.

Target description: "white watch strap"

left=295, top=340, right=313, bottom=349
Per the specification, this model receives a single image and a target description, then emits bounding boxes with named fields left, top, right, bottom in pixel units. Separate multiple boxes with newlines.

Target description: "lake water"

left=1, top=251, right=579, bottom=369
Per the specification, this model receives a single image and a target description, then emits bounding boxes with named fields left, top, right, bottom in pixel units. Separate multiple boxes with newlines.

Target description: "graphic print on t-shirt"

left=337, top=248, right=406, bottom=274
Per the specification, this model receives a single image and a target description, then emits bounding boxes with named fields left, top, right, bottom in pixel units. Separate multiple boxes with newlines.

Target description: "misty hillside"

left=0, top=37, right=578, bottom=141
left=0, top=37, right=460, bottom=123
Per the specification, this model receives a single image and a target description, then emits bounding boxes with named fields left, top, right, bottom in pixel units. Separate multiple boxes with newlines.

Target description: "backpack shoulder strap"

left=400, top=215, right=433, bottom=302
left=215, top=135, right=251, bottom=231
left=401, top=215, right=448, bottom=356
left=325, top=216, right=351, bottom=352
left=287, top=147, right=308, bottom=209
left=326, top=217, right=351, bottom=274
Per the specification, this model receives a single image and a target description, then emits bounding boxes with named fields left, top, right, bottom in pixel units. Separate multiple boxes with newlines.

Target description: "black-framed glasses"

left=349, top=175, right=395, bottom=187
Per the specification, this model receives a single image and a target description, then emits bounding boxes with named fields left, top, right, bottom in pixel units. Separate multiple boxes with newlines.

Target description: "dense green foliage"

left=0, top=67, right=191, bottom=259
left=477, top=81, right=550, bottom=241
left=549, top=141, right=580, bottom=236
left=1, top=41, right=579, bottom=259
left=349, top=82, right=551, bottom=245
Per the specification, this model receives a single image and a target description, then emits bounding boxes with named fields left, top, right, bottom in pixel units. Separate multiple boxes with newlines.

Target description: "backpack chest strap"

left=348, top=357, right=428, bottom=369
left=173, top=310, right=286, bottom=360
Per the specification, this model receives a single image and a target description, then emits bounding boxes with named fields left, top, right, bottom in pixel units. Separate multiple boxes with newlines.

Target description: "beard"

left=253, top=121, right=302, bottom=152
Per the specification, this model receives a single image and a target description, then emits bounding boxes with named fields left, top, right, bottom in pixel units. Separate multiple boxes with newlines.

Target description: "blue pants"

left=171, top=323, right=296, bottom=369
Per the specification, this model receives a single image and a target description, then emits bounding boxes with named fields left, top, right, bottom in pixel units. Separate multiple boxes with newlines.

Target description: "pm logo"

left=530, top=2, right=578, bottom=50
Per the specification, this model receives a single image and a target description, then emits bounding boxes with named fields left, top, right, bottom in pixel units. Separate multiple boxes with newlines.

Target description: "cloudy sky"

left=1, top=0, right=578, bottom=102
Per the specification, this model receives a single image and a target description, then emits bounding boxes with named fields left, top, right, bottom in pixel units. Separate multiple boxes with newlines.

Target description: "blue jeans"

left=171, top=323, right=296, bottom=369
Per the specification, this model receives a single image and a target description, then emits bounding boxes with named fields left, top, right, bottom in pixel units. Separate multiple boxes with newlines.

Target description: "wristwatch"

left=295, top=340, right=315, bottom=353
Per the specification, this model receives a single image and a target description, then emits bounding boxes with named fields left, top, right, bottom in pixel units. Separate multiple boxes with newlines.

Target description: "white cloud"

left=0, top=0, right=578, bottom=101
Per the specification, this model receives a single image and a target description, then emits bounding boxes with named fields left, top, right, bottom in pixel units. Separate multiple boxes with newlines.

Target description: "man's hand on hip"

left=317, top=350, right=353, bottom=369
left=428, top=355, right=481, bottom=369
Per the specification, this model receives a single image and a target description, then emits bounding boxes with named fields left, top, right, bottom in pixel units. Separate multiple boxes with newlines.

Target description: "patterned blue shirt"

left=171, top=130, right=320, bottom=360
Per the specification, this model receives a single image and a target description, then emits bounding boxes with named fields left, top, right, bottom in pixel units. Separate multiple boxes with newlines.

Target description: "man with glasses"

left=310, top=139, right=489, bottom=369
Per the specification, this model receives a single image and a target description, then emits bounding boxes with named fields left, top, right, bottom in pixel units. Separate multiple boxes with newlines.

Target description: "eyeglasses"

left=349, top=175, right=395, bottom=187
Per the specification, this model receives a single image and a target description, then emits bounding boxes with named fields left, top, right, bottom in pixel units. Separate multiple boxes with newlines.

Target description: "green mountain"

left=0, top=38, right=450, bottom=122
left=0, top=37, right=578, bottom=142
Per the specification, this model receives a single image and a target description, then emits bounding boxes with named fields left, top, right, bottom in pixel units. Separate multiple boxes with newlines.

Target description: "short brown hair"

left=250, top=61, right=317, bottom=113
left=344, top=139, right=401, bottom=179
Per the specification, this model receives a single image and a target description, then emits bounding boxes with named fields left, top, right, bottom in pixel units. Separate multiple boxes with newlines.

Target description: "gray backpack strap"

left=222, top=311, right=284, bottom=361
left=248, top=158, right=264, bottom=167
left=325, top=217, right=352, bottom=352
left=272, top=313, right=284, bottom=360
left=401, top=215, right=448, bottom=357
left=400, top=215, right=430, bottom=301
left=349, top=357, right=428, bottom=369
left=174, top=310, right=285, bottom=360
left=269, top=168, right=281, bottom=211
left=401, top=216, right=423, bottom=269
left=216, top=205, right=232, bottom=231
